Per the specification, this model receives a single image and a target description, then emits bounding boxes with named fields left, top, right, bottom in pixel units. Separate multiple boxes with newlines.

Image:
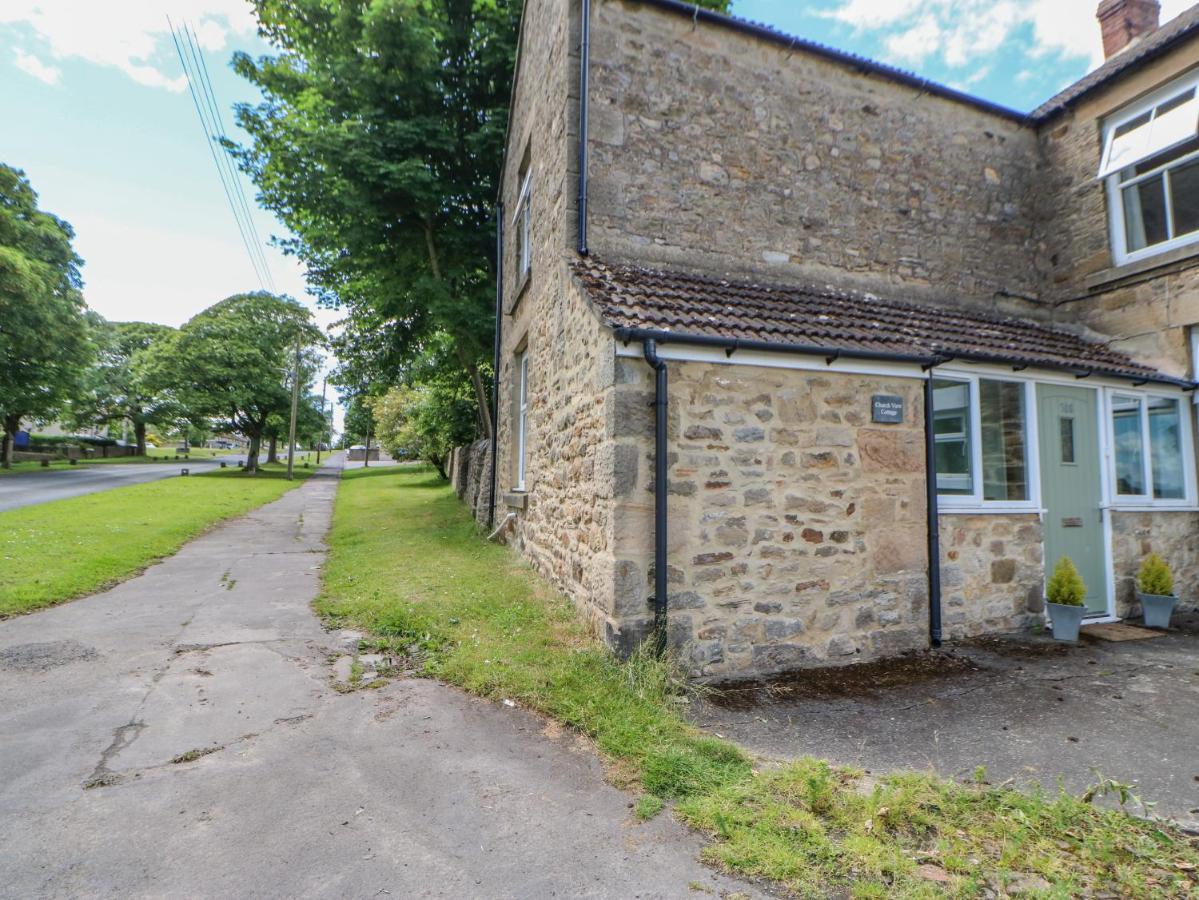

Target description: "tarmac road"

left=0, top=455, right=243, bottom=513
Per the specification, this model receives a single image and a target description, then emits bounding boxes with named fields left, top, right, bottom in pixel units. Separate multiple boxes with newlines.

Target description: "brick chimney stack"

left=1097, top=0, right=1161, bottom=58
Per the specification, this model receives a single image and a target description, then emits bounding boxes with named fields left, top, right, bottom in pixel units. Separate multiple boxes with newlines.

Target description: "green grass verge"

left=0, top=464, right=309, bottom=617
left=317, top=466, right=1199, bottom=898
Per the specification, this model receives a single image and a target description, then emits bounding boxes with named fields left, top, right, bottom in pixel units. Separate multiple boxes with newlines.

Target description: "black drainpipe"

left=577, top=0, right=591, bottom=255
left=923, top=373, right=943, bottom=647
left=488, top=200, right=504, bottom=529
left=643, top=339, right=669, bottom=656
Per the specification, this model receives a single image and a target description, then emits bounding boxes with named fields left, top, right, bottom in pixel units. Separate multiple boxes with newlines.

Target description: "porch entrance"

left=1036, top=384, right=1110, bottom=617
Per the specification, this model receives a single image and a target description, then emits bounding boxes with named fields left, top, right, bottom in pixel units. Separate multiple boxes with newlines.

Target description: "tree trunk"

left=429, top=453, right=448, bottom=481
left=465, top=360, right=494, bottom=440
left=134, top=421, right=147, bottom=457
left=245, top=433, right=261, bottom=474
left=363, top=429, right=371, bottom=468
left=267, top=434, right=278, bottom=464
left=2, top=413, right=20, bottom=469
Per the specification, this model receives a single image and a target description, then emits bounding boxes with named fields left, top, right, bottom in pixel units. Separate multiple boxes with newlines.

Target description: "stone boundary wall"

left=448, top=438, right=493, bottom=526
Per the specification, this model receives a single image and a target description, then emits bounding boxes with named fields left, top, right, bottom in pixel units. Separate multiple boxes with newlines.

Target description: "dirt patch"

left=702, top=650, right=981, bottom=710
left=957, top=634, right=1071, bottom=659
left=0, top=640, right=98, bottom=672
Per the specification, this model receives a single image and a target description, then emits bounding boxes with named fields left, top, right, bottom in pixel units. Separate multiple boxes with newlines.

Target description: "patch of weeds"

left=170, top=746, right=220, bottom=764
left=349, top=657, right=364, bottom=686
left=317, top=465, right=1199, bottom=900
left=634, top=795, right=665, bottom=821
left=82, top=772, right=122, bottom=789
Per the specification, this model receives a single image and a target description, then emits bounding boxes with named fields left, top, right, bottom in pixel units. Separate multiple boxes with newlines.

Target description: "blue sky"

left=0, top=0, right=1192, bottom=359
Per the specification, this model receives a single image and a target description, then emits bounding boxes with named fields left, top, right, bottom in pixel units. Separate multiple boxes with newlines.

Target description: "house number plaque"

left=871, top=395, right=904, bottom=424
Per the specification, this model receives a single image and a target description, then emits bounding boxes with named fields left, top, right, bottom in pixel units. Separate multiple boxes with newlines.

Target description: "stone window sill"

left=937, top=505, right=1043, bottom=515
left=504, top=491, right=528, bottom=510
left=1086, top=242, right=1199, bottom=292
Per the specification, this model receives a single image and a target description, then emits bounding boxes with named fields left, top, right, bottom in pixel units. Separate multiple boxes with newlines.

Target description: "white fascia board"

left=613, top=340, right=925, bottom=380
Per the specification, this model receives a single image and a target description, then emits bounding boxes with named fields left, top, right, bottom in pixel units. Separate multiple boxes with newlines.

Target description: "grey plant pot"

left=1047, top=602, right=1086, bottom=642
left=1136, top=591, right=1177, bottom=629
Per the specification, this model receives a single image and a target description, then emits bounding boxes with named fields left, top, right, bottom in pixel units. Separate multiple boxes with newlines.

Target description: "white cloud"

left=13, top=47, right=60, bottom=84
left=0, top=0, right=258, bottom=91
left=823, top=0, right=1195, bottom=73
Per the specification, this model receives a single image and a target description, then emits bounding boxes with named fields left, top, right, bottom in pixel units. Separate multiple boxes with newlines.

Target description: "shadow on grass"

left=341, top=465, right=445, bottom=488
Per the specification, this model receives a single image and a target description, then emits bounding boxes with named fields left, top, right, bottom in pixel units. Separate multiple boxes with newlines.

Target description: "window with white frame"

left=1100, top=72, right=1199, bottom=264
left=932, top=375, right=1032, bottom=505
left=513, top=164, right=532, bottom=282
left=1108, top=390, right=1192, bottom=503
left=514, top=350, right=529, bottom=491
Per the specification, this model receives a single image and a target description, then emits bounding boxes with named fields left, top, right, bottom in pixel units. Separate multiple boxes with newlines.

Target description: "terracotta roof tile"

left=575, top=258, right=1185, bottom=385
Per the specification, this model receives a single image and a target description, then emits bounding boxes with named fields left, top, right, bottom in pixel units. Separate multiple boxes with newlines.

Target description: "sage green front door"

left=1037, top=384, right=1109, bottom=617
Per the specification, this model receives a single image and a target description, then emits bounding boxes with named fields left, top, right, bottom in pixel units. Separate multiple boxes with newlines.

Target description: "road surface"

left=0, top=457, right=768, bottom=899
left=0, top=456, right=245, bottom=513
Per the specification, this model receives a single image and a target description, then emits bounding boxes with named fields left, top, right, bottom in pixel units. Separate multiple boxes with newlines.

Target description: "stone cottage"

left=485, top=0, right=1199, bottom=678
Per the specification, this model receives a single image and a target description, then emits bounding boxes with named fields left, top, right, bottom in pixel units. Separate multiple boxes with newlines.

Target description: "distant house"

left=488, top=0, right=1199, bottom=678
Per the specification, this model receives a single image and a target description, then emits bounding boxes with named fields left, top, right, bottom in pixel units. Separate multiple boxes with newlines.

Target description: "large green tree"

left=73, top=320, right=178, bottom=455
left=232, top=0, right=530, bottom=437
left=0, top=164, right=93, bottom=467
left=146, top=293, right=323, bottom=474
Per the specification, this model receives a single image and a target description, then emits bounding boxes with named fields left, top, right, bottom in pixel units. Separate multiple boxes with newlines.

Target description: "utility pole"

left=316, top=378, right=327, bottom=465
left=286, top=333, right=301, bottom=481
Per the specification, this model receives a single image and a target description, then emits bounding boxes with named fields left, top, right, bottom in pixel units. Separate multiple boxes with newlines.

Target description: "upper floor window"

left=513, top=162, right=532, bottom=282
left=1101, top=74, right=1199, bottom=265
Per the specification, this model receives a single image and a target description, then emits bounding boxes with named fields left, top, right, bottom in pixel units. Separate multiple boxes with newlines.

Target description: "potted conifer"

left=1046, top=556, right=1087, bottom=642
left=1135, top=553, right=1177, bottom=629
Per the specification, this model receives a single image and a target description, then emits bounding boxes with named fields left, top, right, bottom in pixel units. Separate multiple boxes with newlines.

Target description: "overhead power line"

left=167, top=15, right=276, bottom=294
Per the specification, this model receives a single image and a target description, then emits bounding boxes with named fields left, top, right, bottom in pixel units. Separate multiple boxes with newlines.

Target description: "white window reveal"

left=513, top=167, right=532, bottom=282
left=932, top=375, right=1035, bottom=509
left=1107, top=390, right=1194, bottom=504
left=1101, top=72, right=1199, bottom=264
left=515, top=350, right=529, bottom=491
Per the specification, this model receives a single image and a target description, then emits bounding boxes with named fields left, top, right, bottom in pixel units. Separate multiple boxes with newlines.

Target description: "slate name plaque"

left=871, top=395, right=904, bottom=424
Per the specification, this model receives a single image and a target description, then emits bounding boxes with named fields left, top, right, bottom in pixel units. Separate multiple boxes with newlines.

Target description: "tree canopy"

left=146, top=292, right=323, bottom=473
left=73, top=320, right=178, bottom=454
left=0, top=164, right=93, bottom=467
left=231, top=0, right=520, bottom=437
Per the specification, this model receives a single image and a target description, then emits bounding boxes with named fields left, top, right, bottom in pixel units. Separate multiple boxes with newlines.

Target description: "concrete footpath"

left=0, top=457, right=765, bottom=899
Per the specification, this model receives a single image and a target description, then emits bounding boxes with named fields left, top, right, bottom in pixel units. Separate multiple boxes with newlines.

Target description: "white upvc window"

left=1104, top=387, right=1196, bottom=507
left=932, top=373, right=1039, bottom=510
left=513, top=167, right=532, bottom=282
left=515, top=350, right=529, bottom=491
left=1101, top=71, right=1199, bottom=265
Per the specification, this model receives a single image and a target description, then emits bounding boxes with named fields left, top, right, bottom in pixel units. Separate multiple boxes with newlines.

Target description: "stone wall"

left=1110, top=511, right=1199, bottom=616
left=938, top=514, right=1044, bottom=638
left=586, top=0, right=1046, bottom=316
left=608, top=359, right=932, bottom=678
left=449, top=439, right=494, bottom=526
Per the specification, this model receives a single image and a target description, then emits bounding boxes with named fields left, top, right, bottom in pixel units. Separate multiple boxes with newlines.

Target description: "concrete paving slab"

left=0, top=454, right=770, bottom=899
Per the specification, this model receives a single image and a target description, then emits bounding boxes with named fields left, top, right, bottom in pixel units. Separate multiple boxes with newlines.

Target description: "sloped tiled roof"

left=575, top=258, right=1187, bottom=385
left=1032, top=5, right=1199, bottom=120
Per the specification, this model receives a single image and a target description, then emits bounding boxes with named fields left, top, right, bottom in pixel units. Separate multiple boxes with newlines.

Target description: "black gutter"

left=610, top=326, right=1195, bottom=390
left=643, top=339, right=669, bottom=656
left=577, top=0, right=591, bottom=255
left=488, top=201, right=504, bottom=529
left=923, top=375, right=943, bottom=647
left=636, top=0, right=1029, bottom=125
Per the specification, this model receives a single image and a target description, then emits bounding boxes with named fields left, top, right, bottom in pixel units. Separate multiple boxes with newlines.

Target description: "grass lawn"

left=0, top=464, right=309, bottom=618
left=318, top=465, right=1199, bottom=899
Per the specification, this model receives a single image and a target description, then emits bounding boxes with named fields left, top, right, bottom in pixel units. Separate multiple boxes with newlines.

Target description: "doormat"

left=1080, top=622, right=1165, bottom=642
